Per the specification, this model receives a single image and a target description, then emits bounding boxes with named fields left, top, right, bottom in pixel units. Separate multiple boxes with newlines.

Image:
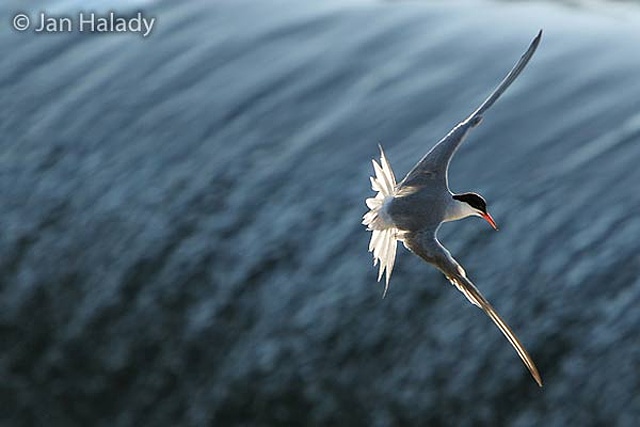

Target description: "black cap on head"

left=452, top=192, right=487, bottom=213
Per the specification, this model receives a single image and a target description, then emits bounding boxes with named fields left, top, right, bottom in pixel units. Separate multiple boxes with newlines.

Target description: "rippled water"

left=1, top=0, right=640, bottom=425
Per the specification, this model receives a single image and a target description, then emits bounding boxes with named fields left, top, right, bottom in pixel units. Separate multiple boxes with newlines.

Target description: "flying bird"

left=362, top=31, right=543, bottom=386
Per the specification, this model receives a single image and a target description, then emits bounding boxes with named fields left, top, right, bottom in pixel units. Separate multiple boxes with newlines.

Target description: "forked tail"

left=362, top=145, right=400, bottom=297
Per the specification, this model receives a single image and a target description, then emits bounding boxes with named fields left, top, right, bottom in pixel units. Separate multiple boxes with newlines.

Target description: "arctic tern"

left=362, top=31, right=543, bottom=386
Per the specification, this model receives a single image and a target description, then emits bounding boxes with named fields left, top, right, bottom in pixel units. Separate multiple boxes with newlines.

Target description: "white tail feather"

left=362, top=145, right=399, bottom=297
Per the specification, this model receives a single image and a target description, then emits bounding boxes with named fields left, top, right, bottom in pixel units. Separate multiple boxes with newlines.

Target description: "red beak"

left=482, top=212, right=499, bottom=230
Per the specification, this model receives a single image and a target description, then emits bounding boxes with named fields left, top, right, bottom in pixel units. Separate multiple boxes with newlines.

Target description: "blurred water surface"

left=1, top=0, right=640, bottom=425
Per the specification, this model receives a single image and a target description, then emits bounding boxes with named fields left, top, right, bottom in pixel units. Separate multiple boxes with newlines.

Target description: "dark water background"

left=2, top=0, right=640, bottom=425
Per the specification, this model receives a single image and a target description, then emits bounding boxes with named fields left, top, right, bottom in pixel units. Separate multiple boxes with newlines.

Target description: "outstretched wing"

left=399, top=30, right=542, bottom=190
left=403, top=228, right=543, bottom=387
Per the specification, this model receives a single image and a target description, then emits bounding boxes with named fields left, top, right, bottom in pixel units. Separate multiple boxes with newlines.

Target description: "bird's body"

left=362, top=31, right=543, bottom=386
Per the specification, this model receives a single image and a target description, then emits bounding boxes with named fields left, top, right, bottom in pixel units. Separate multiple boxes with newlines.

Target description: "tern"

left=362, top=31, right=543, bottom=386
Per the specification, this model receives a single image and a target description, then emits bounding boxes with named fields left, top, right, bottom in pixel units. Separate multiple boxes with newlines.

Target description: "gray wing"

left=399, top=30, right=542, bottom=190
left=403, top=228, right=543, bottom=387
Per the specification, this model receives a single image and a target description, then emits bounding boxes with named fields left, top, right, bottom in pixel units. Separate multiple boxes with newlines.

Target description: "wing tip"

left=531, top=366, right=543, bottom=387
left=535, top=376, right=543, bottom=388
left=531, top=29, right=543, bottom=53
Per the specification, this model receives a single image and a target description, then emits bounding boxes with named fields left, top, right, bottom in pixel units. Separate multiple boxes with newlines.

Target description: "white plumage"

left=362, top=145, right=399, bottom=297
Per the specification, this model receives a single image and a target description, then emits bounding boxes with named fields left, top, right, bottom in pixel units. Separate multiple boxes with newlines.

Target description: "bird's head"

left=452, top=192, right=498, bottom=230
